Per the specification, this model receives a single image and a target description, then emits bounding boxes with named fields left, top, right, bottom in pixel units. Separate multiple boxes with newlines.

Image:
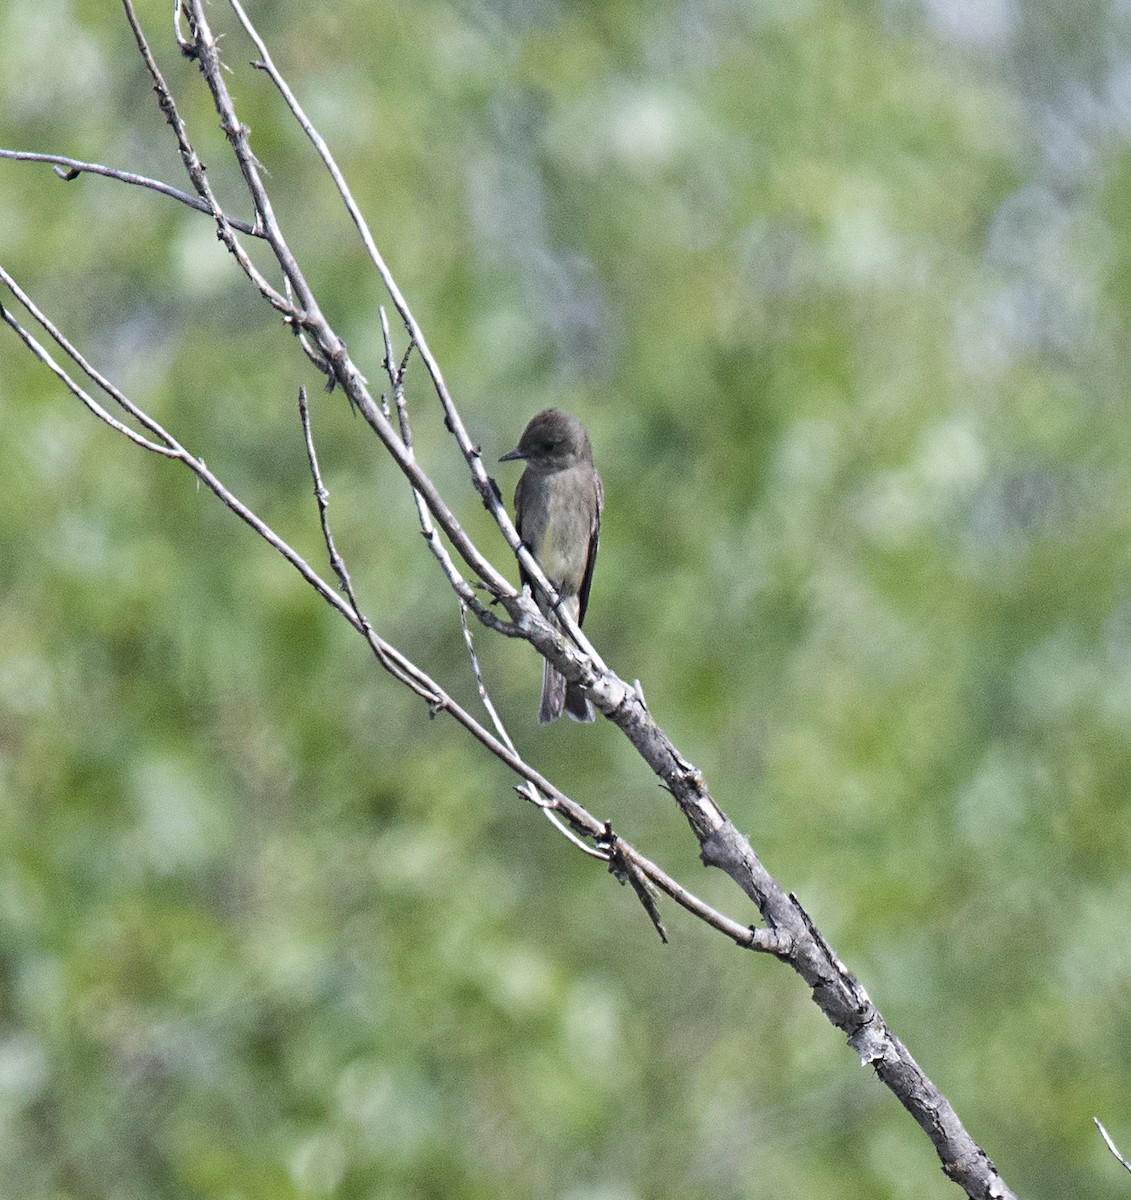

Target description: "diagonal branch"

left=377, top=307, right=515, bottom=637
left=1095, top=1118, right=1131, bottom=1174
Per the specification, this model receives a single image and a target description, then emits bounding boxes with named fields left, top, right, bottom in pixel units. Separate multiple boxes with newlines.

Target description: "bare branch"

left=297, top=385, right=438, bottom=698
left=122, top=0, right=293, bottom=314
left=0, top=149, right=261, bottom=235
left=0, top=266, right=179, bottom=455
left=378, top=307, right=516, bottom=635
left=1096, top=1118, right=1131, bottom=1174
left=297, top=386, right=361, bottom=613
left=0, top=305, right=177, bottom=458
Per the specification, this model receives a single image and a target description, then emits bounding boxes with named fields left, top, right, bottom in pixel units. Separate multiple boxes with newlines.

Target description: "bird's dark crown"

left=504, top=408, right=592, bottom=469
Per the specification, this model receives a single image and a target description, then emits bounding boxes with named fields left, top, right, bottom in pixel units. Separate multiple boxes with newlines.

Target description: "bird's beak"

left=499, top=447, right=526, bottom=463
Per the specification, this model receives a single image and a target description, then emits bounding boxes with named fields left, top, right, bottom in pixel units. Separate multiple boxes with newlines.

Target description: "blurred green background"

left=3, top=0, right=1131, bottom=1196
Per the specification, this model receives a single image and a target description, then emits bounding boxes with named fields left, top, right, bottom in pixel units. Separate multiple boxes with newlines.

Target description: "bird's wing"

left=576, top=470, right=603, bottom=627
left=513, top=470, right=534, bottom=592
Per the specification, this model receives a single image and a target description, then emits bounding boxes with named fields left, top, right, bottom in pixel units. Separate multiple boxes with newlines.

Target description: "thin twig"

left=457, top=602, right=605, bottom=860
left=616, top=837, right=791, bottom=954
left=378, top=307, right=516, bottom=635
left=122, top=0, right=293, bottom=314
left=0, top=304, right=177, bottom=457
left=0, top=266, right=179, bottom=454
left=297, top=386, right=361, bottom=607
left=284, top=274, right=333, bottom=381
left=0, top=149, right=261, bottom=235
left=1095, top=1118, right=1131, bottom=1174
left=297, top=386, right=434, bottom=696
left=602, top=830, right=669, bottom=943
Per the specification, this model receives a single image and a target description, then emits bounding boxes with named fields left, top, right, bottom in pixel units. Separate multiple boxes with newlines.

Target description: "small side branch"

left=378, top=308, right=515, bottom=636
left=0, top=149, right=261, bottom=234
left=123, top=0, right=293, bottom=314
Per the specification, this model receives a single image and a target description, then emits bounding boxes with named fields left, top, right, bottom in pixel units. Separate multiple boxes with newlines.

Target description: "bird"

left=500, top=408, right=603, bottom=723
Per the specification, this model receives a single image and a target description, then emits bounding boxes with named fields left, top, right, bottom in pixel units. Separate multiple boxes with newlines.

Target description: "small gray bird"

left=500, top=408, right=603, bottom=723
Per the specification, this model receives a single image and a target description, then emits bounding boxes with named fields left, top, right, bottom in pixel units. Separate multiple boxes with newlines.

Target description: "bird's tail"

left=539, top=659, right=594, bottom=724
left=539, top=658, right=566, bottom=724
left=564, top=677, right=595, bottom=722
left=537, top=594, right=594, bottom=724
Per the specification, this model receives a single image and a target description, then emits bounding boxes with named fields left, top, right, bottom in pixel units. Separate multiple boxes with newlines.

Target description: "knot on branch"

left=747, top=925, right=794, bottom=957
left=847, top=1016, right=888, bottom=1067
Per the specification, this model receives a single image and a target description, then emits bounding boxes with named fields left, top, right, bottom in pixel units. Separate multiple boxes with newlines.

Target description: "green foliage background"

left=3, top=1, right=1131, bottom=1196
